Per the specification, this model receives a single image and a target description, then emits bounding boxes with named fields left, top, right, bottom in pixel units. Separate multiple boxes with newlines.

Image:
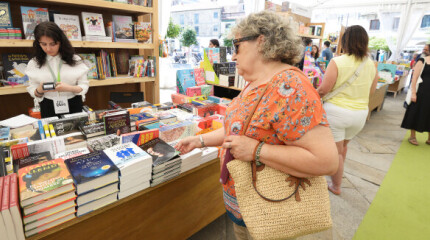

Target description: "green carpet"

left=353, top=131, right=430, bottom=240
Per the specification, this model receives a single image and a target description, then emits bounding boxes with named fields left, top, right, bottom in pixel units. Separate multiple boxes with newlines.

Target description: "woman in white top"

left=26, top=22, right=89, bottom=118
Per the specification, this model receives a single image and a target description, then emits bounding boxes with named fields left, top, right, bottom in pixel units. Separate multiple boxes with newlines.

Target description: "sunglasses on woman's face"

left=232, top=35, right=259, bottom=54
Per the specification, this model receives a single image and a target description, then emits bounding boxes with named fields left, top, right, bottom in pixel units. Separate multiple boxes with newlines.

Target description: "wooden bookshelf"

left=0, top=0, right=160, bottom=120
left=27, top=159, right=225, bottom=240
left=297, top=33, right=323, bottom=40
left=0, top=39, right=155, bottom=49
left=209, top=83, right=242, bottom=91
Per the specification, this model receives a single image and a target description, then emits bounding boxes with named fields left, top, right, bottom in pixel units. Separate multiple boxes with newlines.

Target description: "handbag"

left=404, top=61, right=426, bottom=107
left=322, top=58, right=367, bottom=102
left=226, top=73, right=332, bottom=240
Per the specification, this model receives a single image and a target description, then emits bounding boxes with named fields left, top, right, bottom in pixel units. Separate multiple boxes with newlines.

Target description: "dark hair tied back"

left=33, top=21, right=77, bottom=68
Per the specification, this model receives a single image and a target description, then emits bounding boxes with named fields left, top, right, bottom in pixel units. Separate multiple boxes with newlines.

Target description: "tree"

left=180, top=28, right=198, bottom=47
left=369, top=37, right=390, bottom=52
left=166, top=18, right=181, bottom=39
left=222, top=35, right=233, bottom=47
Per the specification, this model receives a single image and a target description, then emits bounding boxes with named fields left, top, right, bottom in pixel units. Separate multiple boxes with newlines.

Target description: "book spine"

left=1, top=174, right=9, bottom=212
left=9, top=173, right=18, bottom=208
left=44, top=124, right=51, bottom=138
left=49, top=124, right=56, bottom=137
left=38, top=121, right=45, bottom=140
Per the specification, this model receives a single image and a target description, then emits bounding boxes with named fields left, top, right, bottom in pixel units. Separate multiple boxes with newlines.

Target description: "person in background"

left=298, top=38, right=313, bottom=70
left=311, top=44, right=320, bottom=60
left=321, top=41, right=333, bottom=62
left=410, top=53, right=418, bottom=68
left=209, top=39, right=220, bottom=48
left=317, top=25, right=379, bottom=195
left=26, top=22, right=89, bottom=118
left=176, top=11, right=338, bottom=240
left=401, top=43, right=430, bottom=145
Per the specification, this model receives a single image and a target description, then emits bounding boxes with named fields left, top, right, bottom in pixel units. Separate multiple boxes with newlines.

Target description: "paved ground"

left=185, top=90, right=407, bottom=240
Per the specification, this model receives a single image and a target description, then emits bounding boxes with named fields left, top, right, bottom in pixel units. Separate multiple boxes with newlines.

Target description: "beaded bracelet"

left=254, top=142, right=265, bottom=166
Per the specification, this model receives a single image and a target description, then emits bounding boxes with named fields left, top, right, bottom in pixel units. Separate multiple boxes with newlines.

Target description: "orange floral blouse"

left=221, top=67, right=329, bottom=226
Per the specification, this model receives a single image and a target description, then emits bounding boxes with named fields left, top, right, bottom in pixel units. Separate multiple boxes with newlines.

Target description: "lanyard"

left=46, top=60, right=63, bottom=83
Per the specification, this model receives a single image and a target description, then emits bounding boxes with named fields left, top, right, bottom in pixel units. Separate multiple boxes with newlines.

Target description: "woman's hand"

left=411, top=93, right=417, bottom=103
left=175, top=136, right=201, bottom=154
left=222, top=135, right=259, bottom=162
left=55, top=82, right=76, bottom=92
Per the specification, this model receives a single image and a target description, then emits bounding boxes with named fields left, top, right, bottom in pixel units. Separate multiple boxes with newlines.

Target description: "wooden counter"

left=387, top=75, right=408, bottom=97
left=28, top=159, right=225, bottom=240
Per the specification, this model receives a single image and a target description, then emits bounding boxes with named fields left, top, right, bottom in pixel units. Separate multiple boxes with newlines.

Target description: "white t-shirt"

left=26, top=54, right=89, bottom=102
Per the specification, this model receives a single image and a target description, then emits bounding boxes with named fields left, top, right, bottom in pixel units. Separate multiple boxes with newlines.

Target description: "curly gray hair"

left=230, top=11, right=304, bottom=65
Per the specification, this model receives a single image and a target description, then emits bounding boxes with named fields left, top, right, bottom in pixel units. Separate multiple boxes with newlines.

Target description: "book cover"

left=20, top=6, right=49, bottom=40
left=121, top=129, right=159, bottom=146
left=103, top=142, right=152, bottom=172
left=159, top=121, right=196, bottom=143
left=194, top=68, right=206, bottom=86
left=18, top=158, right=74, bottom=205
left=55, top=147, right=90, bottom=160
left=50, top=115, right=89, bottom=136
left=53, top=13, right=82, bottom=41
left=0, top=126, right=10, bottom=141
left=0, top=2, right=12, bottom=28
left=81, top=12, right=106, bottom=36
left=64, top=151, right=118, bottom=193
left=140, top=138, right=178, bottom=167
left=135, top=21, right=152, bottom=43
left=1, top=175, right=18, bottom=240
left=103, top=111, right=131, bottom=135
left=2, top=53, right=31, bottom=84
left=9, top=173, right=26, bottom=240
left=200, top=84, right=214, bottom=97
left=219, top=47, right=227, bottom=63
left=112, top=15, right=134, bottom=41
left=205, top=48, right=220, bottom=64
left=87, top=134, right=121, bottom=152
left=79, top=120, right=105, bottom=138
left=78, top=53, right=98, bottom=79
left=194, top=103, right=219, bottom=117
left=186, top=86, right=202, bottom=97
left=14, top=151, right=52, bottom=173
left=176, top=69, right=196, bottom=95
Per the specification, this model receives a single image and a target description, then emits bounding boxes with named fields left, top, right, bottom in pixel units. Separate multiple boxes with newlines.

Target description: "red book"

left=1, top=175, right=18, bottom=240
left=121, top=129, right=159, bottom=146
left=0, top=177, right=8, bottom=239
left=9, top=173, right=26, bottom=240
left=11, top=143, right=29, bottom=160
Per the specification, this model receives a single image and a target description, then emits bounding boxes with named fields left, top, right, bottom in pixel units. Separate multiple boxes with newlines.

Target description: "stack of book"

left=55, top=147, right=90, bottom=161
left=18, top=159, right=76, bottom=237
left=180, top=148, right=202, bottom=174
left=65, top=152, right=119, bottom=217
left=103, top=142, right=152, bottom=199
left=87, top=134, right=121, bottom=152
left=1, top=173, right=26, bottom=240
left=140, top=138, right=181, bottom=187
left=120, top=129, right=159, bottom=146
left=201, top=147, right=219, bottom=165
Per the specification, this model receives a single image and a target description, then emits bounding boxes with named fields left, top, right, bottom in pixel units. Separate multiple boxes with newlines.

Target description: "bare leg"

left=329, top=140, right=345, bottom=195
left=410, top=130, right=416, bottom=139
left=408, top=130, right=419, bottom=145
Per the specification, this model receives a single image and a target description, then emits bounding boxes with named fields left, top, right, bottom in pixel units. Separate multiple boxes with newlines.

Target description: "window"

left=214, top=12, right=218, bottom=19
left=180, top=15, right=184, bottom=25
left=195, top=26, right=199, bottom=36
left=369, top=19, right=380, bottom=30
left=213, top=25, right=218, bottom=32
left=226, top=23, right=232, bottom=29
left=194, top=13, right=199, bottom=24
left=421, top=15, right=430, bottom=28
left=392, top=17, right=400, bottom=31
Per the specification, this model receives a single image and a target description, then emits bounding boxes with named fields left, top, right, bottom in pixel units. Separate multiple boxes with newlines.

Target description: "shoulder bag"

left=322, top=58, right=368, bottom=102
left=226, top=68, right=332, bottom=240
left=405, top=60, right=426, bottom=107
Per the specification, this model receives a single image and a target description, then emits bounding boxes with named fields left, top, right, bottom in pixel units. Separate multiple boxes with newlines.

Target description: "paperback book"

left=2, top=53, right=31, bottom=84
left=112, top=15, right=134, bottom=42
left=0, top=2, right=12, bottom=28
left=81, top=12, right=106, bottom=36
left=21, top=6, right=49, bottom=40
left=53, top=13, right=82, bottom=41
left=78, top=54, right=98, bottom=79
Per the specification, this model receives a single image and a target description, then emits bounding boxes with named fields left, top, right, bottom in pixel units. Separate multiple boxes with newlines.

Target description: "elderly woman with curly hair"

left=176, top=11, right=338, bottom=239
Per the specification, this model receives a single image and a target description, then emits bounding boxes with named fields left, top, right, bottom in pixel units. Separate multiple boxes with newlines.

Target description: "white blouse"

left=26, top=54, right=89, bottom=102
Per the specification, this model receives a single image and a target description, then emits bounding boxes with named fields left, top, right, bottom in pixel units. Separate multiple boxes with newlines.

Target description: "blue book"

left=0, top=126, right=10, bottom=141
left=65, top=151, right=119, bottom=195
left=0, top=2, right=12, bottom=27
left=176, top=69, right=196, bottom=94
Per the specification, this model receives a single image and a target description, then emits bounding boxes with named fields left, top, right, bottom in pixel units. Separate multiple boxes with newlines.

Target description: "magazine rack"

left=0, top=0, right=160, bottom=119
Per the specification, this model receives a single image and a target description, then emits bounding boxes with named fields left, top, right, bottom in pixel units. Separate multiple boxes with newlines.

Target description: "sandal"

left=408, top=137, right=419, bottom=146
left=426, top=140, right=430, bottom=145
left=328, top=183, right=341, bottom=195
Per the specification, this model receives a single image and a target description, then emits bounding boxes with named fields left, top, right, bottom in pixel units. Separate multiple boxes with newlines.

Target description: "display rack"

left=0, top=0, right=160, bottom=120
left=328, top=25, right=345, bottom=56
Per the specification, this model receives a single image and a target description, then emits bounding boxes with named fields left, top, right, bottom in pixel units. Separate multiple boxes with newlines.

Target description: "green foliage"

left=223, top=37, right=233, bottom=47
left=180, top=28, right=198, bottom=47
left=369, top=37, right=390, bottom=52
left=166, top=18, right=181, bottom=39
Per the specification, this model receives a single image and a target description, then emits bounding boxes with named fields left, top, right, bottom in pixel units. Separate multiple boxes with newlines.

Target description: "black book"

left=139, top=138, right=178, bottom=168
left=0, top=146, right=7, bottom=177
left=14, top=151, right=52, bottom=173
left=50, top=115, right=89, bottom=136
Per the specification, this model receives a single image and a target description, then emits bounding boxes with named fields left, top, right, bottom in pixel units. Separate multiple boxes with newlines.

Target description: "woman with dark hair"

left=26, top=21, right=89, bottom=118
left=209, top=39, right=220, bottom=48
left=317, top=25, right=379, bottom=195
left=311, top=44, right=319, bottom=59
left=401, top=43, right=430, bottom=145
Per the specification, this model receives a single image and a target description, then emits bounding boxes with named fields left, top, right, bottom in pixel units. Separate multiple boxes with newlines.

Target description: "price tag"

left=53, top=96, right=70, bottom=114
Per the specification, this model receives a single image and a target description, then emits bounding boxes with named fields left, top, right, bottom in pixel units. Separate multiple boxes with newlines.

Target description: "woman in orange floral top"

left=175, top=11, right=338, bottom=240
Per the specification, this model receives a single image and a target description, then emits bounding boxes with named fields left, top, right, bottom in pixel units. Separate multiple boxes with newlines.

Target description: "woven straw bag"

left=227, top=160, right=332, bottom=240
left=223, top=69, right=332, bottom=239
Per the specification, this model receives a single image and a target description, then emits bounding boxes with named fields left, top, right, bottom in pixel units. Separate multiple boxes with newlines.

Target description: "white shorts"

left=323, top=102, right=368, bottom=142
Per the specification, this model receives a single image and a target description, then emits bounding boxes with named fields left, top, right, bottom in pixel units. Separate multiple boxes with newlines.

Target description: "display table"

left=28, top=159, right=225, bottom=240
left=387, top=75, right=408, bottom=97
left=367, top=84, right=389, bottom=120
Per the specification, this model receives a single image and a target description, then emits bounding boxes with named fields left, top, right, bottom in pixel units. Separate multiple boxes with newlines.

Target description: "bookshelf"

left=26, top=159, right=225, bottom=240
left=0, top=0, right=160, bottom=120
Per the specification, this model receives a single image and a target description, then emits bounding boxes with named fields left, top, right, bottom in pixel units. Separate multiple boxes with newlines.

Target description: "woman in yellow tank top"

left=317, top=25, right=379, bottom=195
